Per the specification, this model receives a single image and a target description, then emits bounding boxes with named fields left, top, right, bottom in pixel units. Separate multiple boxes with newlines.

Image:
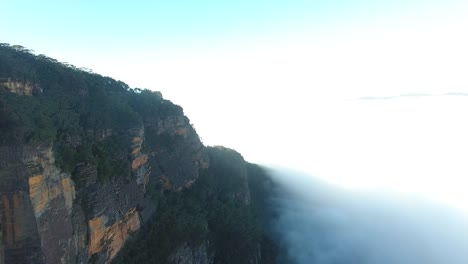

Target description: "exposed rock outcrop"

left=0, top=79, right=39, bottom=96
left=129, top=127, right=150, bottom=186
left=0, top=145, right=74, bottom=264
left=88, top=208, right=140, bottom=261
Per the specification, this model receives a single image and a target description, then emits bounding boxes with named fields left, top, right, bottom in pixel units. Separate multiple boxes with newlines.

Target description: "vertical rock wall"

left=0, top=145, right=70, bottom=264
left=0, top=106, right=210, bottom=263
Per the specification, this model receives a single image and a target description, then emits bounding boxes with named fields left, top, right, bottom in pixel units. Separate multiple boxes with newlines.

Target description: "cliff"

left=113, top=146, right=275, bottom=264
left=0, top=113, right=206, bottom=263
left=0, top=145, right=75, bottom=263
left=0, top=43, right=276, bottom=263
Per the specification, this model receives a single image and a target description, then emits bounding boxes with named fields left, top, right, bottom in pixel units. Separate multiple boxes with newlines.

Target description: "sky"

left=2, top=0, right=468, bottom=211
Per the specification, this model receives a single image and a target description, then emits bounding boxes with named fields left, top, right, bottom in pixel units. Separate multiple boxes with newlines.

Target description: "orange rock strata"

left=131, top=155, right=148, bottom=171
left=88, top=208, right=141, bottom=261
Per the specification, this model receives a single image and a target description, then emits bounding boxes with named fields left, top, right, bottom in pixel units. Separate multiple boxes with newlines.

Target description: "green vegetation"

left=0, top=44, right=277, bottom=263
left=114, top=147, right=277, bottom=264
left=0, top=43, right=180, bottom=180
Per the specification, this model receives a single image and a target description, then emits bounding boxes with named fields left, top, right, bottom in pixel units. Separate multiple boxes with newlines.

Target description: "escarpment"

left=0, top=115, right=207, bottom=263
left=0, top=44, right=276, bottom=264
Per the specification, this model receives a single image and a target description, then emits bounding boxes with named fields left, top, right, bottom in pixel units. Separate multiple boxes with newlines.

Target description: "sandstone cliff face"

left=0, top=145, right=74, bottom=264
left=87, top=208, right=140, bottom=260
left=0, top=142, right=144, bottom=263
left=0, top=108, right=209, bottom=263
left=75, top=112, right=207, bottom=263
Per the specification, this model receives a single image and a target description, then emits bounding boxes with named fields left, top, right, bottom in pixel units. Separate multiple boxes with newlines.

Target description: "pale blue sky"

left=2, top=1, right=468, bottom=210
left=2, top=0, right=462, bottom=61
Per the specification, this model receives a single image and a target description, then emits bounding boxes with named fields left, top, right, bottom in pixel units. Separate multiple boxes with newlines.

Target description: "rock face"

left=88, top=208, right=140, bottom=260
left=168, top=241, right=213, bottom=264
left=0, top=108, right=209, bottom=263
left=0, top=145, right=74, bottom=264
left=0, top=79, right=38, bottom=96
left=145, top=114, right=209, bottom=191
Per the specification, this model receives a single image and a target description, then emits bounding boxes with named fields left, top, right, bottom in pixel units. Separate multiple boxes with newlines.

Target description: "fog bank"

left=268, top=168, right=468, bottom=264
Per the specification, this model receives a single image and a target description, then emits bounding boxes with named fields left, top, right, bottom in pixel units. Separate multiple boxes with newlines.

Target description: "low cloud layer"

left=268, top=168, right=468, bottom=264
left=358, top=92, right=468, bottom=100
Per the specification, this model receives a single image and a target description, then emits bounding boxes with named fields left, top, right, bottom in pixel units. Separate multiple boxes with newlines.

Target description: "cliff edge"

left=0, top=44, right=276, bottom=264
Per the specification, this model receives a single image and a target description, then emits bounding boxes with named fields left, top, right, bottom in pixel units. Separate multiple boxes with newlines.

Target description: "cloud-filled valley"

left=267, top=168, right=468, bottom=264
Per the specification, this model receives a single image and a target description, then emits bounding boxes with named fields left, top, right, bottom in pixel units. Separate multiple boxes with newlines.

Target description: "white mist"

left=267, top=168, right=468, bottom=264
